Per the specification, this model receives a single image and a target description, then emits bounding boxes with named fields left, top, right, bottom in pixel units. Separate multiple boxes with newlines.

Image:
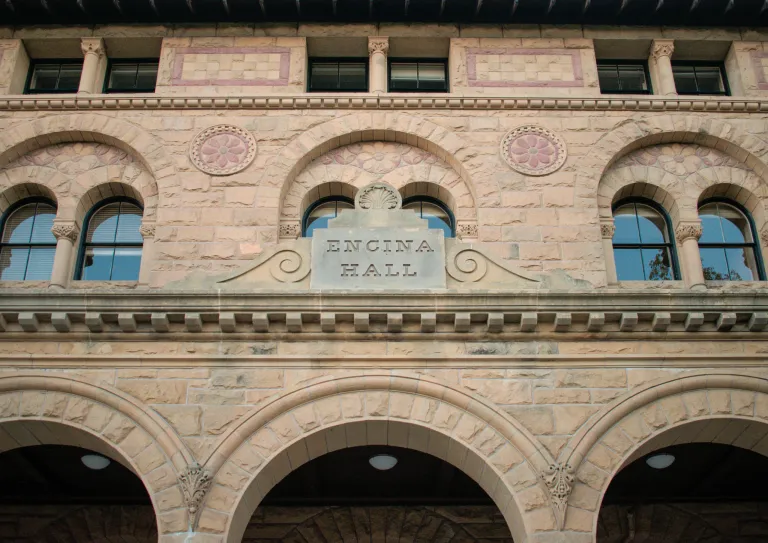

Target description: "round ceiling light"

left=81, top=454, right=111, bottom=470
left=646, top=453, right=675, bottom=470
left=369, top=454, right=398, bottom=471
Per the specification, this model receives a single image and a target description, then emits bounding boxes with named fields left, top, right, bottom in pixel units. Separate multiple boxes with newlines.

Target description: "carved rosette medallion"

left=675, top=222, right=703, bottom=243
left=51, top=223, right=80, bottom=242
left=542, top=462, right=574, bottom=527
left=354, top=182, right=402, bottom=210
left=190, top=125, right=257, bottom=176
left=179, top=462, right=212, bottom=529
left=500, top=125, right=567, bottom=176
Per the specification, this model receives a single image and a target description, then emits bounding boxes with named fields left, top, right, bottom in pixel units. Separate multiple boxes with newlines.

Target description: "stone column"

left=50, top=222, right=80, bottom=288
left=139, top=223, right=156, bottom=285
left=649, top=39, right=677, bottom=96
left=368, top=37, right=389, bottom=94
left=601, top=220, right=618, bottom=284
left=78, top=38, right=106, bottom=94
left=675, top=221, right=706, bottom=290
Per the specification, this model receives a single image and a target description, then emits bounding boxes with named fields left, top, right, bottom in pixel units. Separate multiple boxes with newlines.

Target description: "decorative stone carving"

left=80, top=38, right=105, bottom=57
left=368, top=38, right=389, bottom=56
left=675, top=222, right=703, bottom=243
left=51, top=223, right=80, bottom=242
left=179, top=462, right=212, bottom=530
left=446, top=245, right=541, bottom=287
left=279, top=223, right=301, bottom=239
left=543, top=462, right=574, bottom=528
left=457, top=223, right=478, bottom=239
left=355, top=182, right=402, bottom=210
left=613, top=143, right=747, bottom=176
left=500, top=125, right=567, bottom=176
left=189, top=125, right=257, bottom=176
left=219, top=242, right=312, bottom=287
left=139, top=224, right=156, bottom=239
left=600, top=222, right=616, bottom=239
left=651, top=42, right=675, bottom=60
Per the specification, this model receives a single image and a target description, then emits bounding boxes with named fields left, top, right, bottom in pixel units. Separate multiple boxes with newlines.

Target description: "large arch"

left=559, top=371, right=768, bottom=539
left=198, top=373, right=558, bottom=543
left=0, top=113, right=178, bottom=197
left=265, top=113, right=493, bottom=229
left=0, top=372, right=194, bottom=538
left=577, top=116, right=768, bottom=194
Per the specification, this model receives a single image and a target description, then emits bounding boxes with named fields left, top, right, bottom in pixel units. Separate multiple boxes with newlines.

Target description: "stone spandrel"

left=310, top=227, right=446, bottom=290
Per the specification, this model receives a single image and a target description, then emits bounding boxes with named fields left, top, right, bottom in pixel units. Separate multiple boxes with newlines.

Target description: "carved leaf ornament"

left=354, top=183, right=403, bottom=210
left=190, top=125, right=257, bottom=176
left=179, top=462, right=212, bottom=529
left=500, top=125, right=567, bottom=176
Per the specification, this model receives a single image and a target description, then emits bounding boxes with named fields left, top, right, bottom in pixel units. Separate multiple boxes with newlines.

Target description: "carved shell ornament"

left=500, top=125, right=567, bottom=176
left=355, top=182, right=402, bottom=210
left=190, top=125, right=257, bottom=176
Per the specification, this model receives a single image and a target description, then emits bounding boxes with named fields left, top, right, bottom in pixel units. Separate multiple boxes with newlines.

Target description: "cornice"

left=1, top=94, right=768, bottom=112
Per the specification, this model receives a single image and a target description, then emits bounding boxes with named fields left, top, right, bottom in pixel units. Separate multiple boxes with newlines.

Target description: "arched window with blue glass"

left=76, top=198, right=144, bottom=281
left=402, top=196, right=454, bottom=238
left=612, top=198, right=679, bottom=281
left=698, top=199, right=764, bottom=281
left=303, top=196, right=355, bottom=237
left=0, top=199, right=57, bottom=280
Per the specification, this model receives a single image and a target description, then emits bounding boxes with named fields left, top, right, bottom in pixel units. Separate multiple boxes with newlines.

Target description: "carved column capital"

left=51, top=222, right=80, bottom=242
left=279, top=223, right=301, bottom=239
left=179, top=462, right=212, bottom=530
left=651, top=40, right=675, bottom=60
left=457, top=223, right=478, bottom=240
left=600, top=220, right=616, bottom=239
left=139, top=224, right=156, bottom=239
left=675, top=221, right=703, bottom=243
left=80, top=37, right=105, bottom=58
left=368, top=37, right=390, bottom=56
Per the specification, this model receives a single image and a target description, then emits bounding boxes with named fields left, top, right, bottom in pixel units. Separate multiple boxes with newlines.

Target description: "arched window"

left=77, top=199, right=143, bottom=281
left=612, top=199, right=678, bottom=281
left=303, top=196, right=354, bottom=237
left=402, top=196, right=454, bottom=238
left=0, top=200, right=57, bottom=280
left=698, top=200, right=764, bottom=281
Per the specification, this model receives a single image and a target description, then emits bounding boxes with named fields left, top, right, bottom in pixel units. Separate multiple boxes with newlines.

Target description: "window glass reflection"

left=303, top=199, right=354, bottom=237
left=79, top=200, right=143, bottom=281
left=612, top=201, right=676, bottom=281
left=698, top=201, right=761, bottom=281
left=0, top=202, right=57, bottom=281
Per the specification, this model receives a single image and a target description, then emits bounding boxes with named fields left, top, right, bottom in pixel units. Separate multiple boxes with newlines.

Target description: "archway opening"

left=242, top=445, right=513, bottom=542
left=598, top=441, right=768, bottom=542
left=0, top=444, right=157, bottom=542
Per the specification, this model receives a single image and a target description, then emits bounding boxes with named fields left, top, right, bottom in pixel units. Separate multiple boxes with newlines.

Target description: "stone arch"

left=199, top=373, right=557, bottom=543
left=559, top=371, right=768, bottom=538
left=267, top=113, right=487, bottom=235
left=0, top=114, right=177, bottom=187
left=578, top=116, right=768, bottom=195
left=0, top=372, right=194, bottom=538
left=0, top=182, right=59, bottom=214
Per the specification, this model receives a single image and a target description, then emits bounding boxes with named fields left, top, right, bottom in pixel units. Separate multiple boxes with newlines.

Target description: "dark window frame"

left=612, top=197, right=681, bottom=281
left=671, top=61, right=730, bottom=96
left=302, top=195, right=355, bottom=237
left=387, top=58, right=449, bottom=93
left=698, top=197, right=765, bottom=281
left=596, top=59, right=652, bottom=95
left=24, top=59, right=84, bottom=94
left=103, top=58, right=159, bottom=93
left=307, top=57, right=369, bottom=92
left=402, top=195, right=455, bottom=237
left=74, top=197, right=144, bottom=281
left=0, top=197, right=58, bottom=281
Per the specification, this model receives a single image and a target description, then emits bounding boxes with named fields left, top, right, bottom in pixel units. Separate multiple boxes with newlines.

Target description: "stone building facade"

left=1, top=21, right=768, bottom=543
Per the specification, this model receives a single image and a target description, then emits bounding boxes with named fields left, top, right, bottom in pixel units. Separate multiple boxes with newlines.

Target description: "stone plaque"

left=311, top=227, right=446, bottom=290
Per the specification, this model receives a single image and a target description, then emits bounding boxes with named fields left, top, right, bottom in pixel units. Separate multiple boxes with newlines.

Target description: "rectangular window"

left=672, top=63, right=729, bottom=96
left=105, top=60, right=159, bottom=93
left=26, top=61, right=83, bottom=93
left=597, top=61, right=651, bottom=94
left=389, top=59, right=448, bottom=92
left=308, top=59, right=368, bottom=92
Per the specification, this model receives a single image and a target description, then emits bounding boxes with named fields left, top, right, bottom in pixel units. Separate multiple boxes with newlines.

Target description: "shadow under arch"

left=266, top=113, right=485, bottom=218
left=200, top=373, right=557, bottom=543
left=576, top=116, right=768, bottom=192
left=0, top=372, right=194, bottom=536
left=0, top=113, right=178, bottom=192
left=558, top=370, right=768, bottom=538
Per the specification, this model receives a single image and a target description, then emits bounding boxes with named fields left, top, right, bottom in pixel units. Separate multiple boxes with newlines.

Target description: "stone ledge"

left=1, top=94, right=766, bottom=112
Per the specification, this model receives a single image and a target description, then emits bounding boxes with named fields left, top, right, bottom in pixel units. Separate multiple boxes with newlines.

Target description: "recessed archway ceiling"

left=1, top=0, right=766, bottom=26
